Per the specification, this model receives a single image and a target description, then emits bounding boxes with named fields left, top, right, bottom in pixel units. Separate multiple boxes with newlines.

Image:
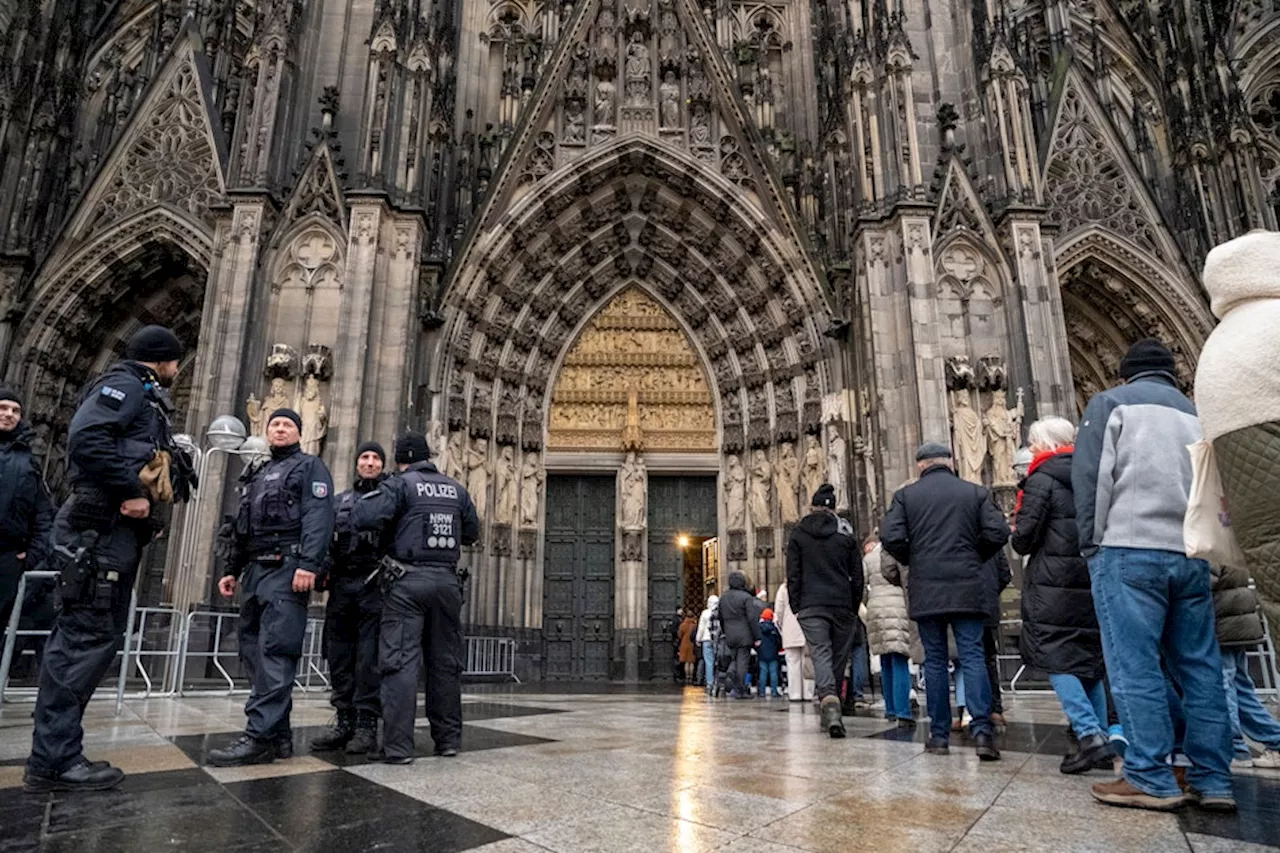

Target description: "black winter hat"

left=394, top=431, right=431, bottom=464
left=0, top=386, right=20, bottom=406
left=811, top=483, right=837, bottom=509
left=268, top=408, right=302, bottom=432
left=1119, top=338, right=1176, bottom=381
left=125, top=325, right=184, bottom=362
left=356, top=441, right=387, bottom=465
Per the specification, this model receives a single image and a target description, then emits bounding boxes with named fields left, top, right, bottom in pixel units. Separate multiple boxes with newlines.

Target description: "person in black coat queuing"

left=1011, top=417, right=1111, bottom=774
left=881, top=443, right=1010, bottom=761
left=311, top=441, right=389, bottom=755
left=786, top=484, right=864, bottom=738
left=213, top=408, right=335, bottom=767
left=0, top=388, right=54, bottom=632
left=25, top=326, right=194, bottom=792
left=717, top=571, right=761, bottom=699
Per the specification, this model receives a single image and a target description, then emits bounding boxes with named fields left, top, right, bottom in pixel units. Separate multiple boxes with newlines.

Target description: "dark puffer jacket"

left=880, top=465, right=1010, bottom=620
left=1011, top=450, right=1102, bottom=678
left=718, top=571, right=762, bottom=649
left=1211, top=563, right=1265, bottom=647
left=784, top=510, right=863, bottom=614
left=0, top=421, right=54, bottom=564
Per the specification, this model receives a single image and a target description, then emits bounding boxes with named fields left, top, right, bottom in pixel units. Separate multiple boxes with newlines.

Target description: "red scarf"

left=1012, top=445, right=1074, bottom=527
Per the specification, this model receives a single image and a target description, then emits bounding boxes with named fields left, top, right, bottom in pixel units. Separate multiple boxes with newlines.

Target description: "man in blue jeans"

left=881, top=442, right=1010, bottom=761
left=1074, top=338, right=1234, bottom=812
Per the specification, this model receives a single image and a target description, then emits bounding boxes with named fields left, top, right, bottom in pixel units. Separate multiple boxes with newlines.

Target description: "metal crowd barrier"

left=465, top=636, right=520, bottom=682
left=173, top=609, right=247, bottom=695
left=295, top=617, right=330, bottom=693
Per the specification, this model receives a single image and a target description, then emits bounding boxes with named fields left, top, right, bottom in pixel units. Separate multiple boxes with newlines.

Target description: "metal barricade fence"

left=295, top=617, right=330, bottom=693
left=174, top=609, right=248, bottom=695
left=465, top=636, right=520, bottom=682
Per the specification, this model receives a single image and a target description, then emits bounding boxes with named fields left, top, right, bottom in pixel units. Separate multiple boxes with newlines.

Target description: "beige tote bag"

left=1184, top=440, right=1247, bottom=566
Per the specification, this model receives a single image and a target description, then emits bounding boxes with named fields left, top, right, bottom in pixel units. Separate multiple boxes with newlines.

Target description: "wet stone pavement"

left=1, top=688, right=1278, bottom=852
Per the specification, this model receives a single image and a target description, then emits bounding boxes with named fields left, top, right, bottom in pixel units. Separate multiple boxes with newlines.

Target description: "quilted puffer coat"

left=1195, top=230, right=1280, bottom=608
left=1210, top=563, right=1265, bottom=647
left=864, top=544, right=911, bottom=658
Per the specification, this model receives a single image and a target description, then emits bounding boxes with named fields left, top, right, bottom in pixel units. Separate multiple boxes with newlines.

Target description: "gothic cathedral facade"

left=1, top=0, right=1276, bottom=676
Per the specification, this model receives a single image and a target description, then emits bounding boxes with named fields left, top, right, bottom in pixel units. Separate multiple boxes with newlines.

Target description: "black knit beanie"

left=125, top=325, right=184, bottom=362
left=356, top=441, right=387, bottom=465
left=1119, top=338, right=1176, bottom=381
left=811, top=483, right=837, bottom=509
left=394, top=431, right=431, bottom=464
left=0, top=386, right=20, bottom=406
left=268, top=408, right=302, bottom=432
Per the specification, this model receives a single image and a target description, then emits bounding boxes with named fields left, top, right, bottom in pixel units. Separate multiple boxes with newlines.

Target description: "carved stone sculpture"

left=298, top=375, right=328, bottom=456
left=466, top=437, right=490, bottom=520
left=428, top=419, right=448, bottom=470
left=520, top=451, right=544, bottom=529
left=801, top=433, right=824, bottom=504
left=265, top=343, right=299, bottom=379
left=246, top=393, right=265, bottom=438
left=594, top=80, right=615, bottom=126
left=984, top=388, right=1024, bottom=487
left=260, top=377, right=292, bottom=438
left=624, top=32, right=651, bottom=107
left=659, top=71, right=680, bottom=127
left=725, top=453, right=747, bottom=530
left=776, top=441, right=801, bottom=524
left=619, top=450, right=647, bottom=531
left=826, top=423, right=847, bottom=511
left=749, top=449, right=773, bottom=528
left=445, top=429, right=467, bottom=483
left=494, top=445, right=518, bottom=525
left=950, top=389, right=988, bottom=483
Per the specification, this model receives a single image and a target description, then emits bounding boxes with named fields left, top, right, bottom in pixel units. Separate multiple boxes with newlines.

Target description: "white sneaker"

left=1232, top=755, right=1257, bottom=770
left=1253, top=750, right=1280, bottom=770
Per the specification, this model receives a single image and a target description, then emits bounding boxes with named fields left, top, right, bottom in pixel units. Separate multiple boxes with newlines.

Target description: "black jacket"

left=235, top=444, right=335, bottom=578
left=718, top=571, right=761, bottom=649
left=1011, top=451, right=1102, bottom=678
left=67, top=361, right=172, bottom=504
left=1211, top=563, right=1265, bottom=647
left=784, top=510, right=863, bottom=614
left=880, top=465, right=1010, bottom=620
left=0, top=421, right=54, bottom=565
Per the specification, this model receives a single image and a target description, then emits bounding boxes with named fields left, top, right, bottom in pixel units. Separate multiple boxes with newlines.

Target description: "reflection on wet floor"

left=0, top=690, right=1276, bottom=852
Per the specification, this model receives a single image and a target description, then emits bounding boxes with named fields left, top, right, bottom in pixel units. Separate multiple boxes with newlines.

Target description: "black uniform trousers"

left=238, top=561, right=309, bottom=742
left=28, top=506, right=141, bottom=774
left=325, top=573, right=381, bottom=715
left=380, top=565, right=464, bottom=760
left=0, top=550, right=25, bottom=633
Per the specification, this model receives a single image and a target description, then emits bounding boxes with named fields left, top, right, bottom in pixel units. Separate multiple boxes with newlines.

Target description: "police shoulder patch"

left=312, top=482, right=329, bottom=498
left=97, top=385, right=127, bottom=410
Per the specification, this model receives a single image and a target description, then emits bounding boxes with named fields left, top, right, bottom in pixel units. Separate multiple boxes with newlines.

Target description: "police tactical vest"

left=332, top=489, right=378, bottom=570
left=391, top=468, right=465, bottom=566
left=247, top=452, right=310, bottom=539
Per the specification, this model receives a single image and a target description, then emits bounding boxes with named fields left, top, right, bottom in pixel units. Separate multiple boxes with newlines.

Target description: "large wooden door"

left=542, top=476, right=616, bottom=680
left=647, top=476, right=718, bottom=678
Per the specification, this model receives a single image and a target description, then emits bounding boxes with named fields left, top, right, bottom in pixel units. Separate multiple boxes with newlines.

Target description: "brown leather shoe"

left=1091, top=778, right=1187, bottom=811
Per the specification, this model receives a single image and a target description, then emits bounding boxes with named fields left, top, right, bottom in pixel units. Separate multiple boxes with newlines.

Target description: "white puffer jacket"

left=864, top=544, right=912, bottom=658
left=773, top=583, right=806, bottom=648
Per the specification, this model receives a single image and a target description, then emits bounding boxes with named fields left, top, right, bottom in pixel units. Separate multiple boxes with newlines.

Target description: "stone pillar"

left=900, top=213, right=949, bottom=447
left=360, top=215, right=423, bottom=444
left=616, top=456, right=647, bottom=682
left=1005, top=217, right=1074, bottom=418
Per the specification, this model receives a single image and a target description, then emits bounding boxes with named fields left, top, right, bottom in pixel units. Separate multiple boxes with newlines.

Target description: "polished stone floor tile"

left=1186, top=832, right=1280, bottom=853
left=1177, top=772, right=1280, bottom=849
left=965, top=803, right=1187, bottom=853
left=751, top=802, right=968, bottom=853
left=631, top=783, right=809, bottom=831
left=204, top=755, right=338, bottom=783
left=522, top=804, right=738, bottom=853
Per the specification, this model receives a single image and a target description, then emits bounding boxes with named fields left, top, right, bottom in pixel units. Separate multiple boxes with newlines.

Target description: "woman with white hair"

left=1011, top=417, right=1111, bottom=774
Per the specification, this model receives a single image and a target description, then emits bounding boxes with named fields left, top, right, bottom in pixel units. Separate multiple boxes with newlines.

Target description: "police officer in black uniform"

left=310, top=441, right=388, bottom=754
left=0, top=387, right=54, bottom=631
left=354, top=431, right=478, bottom=764
left=211, top=408, right=334, bottom=767
left=24, top=325, right=192, bottom=792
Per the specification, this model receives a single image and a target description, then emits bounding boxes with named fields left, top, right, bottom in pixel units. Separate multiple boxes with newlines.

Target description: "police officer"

left=310, top=441, right=388, bottom=754
left=354, top=431, right=478, bottom=764
left=211, top=408, right=334, bottom=767
left=24, top=325, right=191, bottom=792
left=0, top=387, right=54, bottom=631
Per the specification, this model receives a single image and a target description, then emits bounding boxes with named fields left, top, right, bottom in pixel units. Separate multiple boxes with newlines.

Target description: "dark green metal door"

left=646, top=476, right=718, bottom=678
left=543, top=475, right=616, bottom=680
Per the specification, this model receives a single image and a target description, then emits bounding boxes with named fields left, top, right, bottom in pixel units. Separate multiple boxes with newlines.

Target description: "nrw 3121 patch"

left=312, top=482, right=329, bottom=498
left=98, top=385, right=127, bottom=410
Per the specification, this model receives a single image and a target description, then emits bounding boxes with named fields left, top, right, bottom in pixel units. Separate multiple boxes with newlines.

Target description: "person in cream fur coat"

left=1194, top=229, right=1280, bottom=617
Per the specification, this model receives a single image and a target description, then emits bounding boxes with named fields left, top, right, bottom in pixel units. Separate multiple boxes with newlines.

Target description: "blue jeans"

left=917, top=617, right=991, bottom=740
left=1222, top=646, right=1280, bottom=757
left=849, top=640, right=869, bottom=699
left=881, top=653, right=912, bottom=719
left=1089, top=547, right=1232, bottom=799
left=702, top=641, right=715, bottom=685
left=1049, top=673, right=1108, bottom=739
left=760, top=660, right=780, bottom=694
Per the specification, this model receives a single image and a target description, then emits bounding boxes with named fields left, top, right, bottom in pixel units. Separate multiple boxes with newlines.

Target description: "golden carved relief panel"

left=547, top=288, right=716, bottom=452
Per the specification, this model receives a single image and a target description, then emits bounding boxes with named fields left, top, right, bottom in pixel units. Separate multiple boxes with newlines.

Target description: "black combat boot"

left=1060, top=733, right=1110, bottom=774
left=310, top=710, right=356, bottom=752
left=207, top=734, right=276, bottom=767
left=274, top=731, right=295, bottom=759
left=820, top=695, right=846, bottom=738
left=24, top=757, right=125, bottom=793
left=345, top=712, right=379, bottom=755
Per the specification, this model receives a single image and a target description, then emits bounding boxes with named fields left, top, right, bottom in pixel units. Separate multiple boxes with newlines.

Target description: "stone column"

left=360, top=214, right=423, bottom=444
left=900, top=213, right=949, bottom=447
left=616, top=455, right=647, bottom=682
left=1005, top=217, right=1074, bottom=418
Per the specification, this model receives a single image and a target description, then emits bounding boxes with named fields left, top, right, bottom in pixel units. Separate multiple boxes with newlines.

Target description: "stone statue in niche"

left=445, top=429, right=467, bottom=483
left=520, top=451, right=544, bottom=529
left=428, top=419, right=448, bottom=471
left=259, top=377, right=292, bottom=437
left=776, top=441, right=801, bottom=524
left=826, top=423, right=847, bottom=511
left=466, top=437, right=490, bottom=521
left=749, top=448, right=773, bottom=528
left=624, top=32, right=651, bottom=107
left=659, top=71, right=680, bottom=127
left=950, top=389, right=988, bottom=483
left=298, top=375, right=328, bottom=455
left=246, top=393, right=266, bottom=438
left=801, top=433, right=824, bottom=503
left=594, top=79, right=615, bottom=126
left=619, top=451, right=647, bottom=531
left=564, top=98, right=586, bottom=144
left=724, top=453, right=747, bottom=530
left=689, top=101, right=711, bottom=147
left=494, top=445, right=518, bottom=525
left=984, top=388, right=1025, bottom=487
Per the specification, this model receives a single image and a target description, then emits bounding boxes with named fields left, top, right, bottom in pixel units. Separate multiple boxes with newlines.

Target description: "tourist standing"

left=677, top=611, right=698, bottom=684
left=697, top=595, right=718, bottom=690
left=865, top=538, right=916, bottom=726
left=1211, top=562, right=1280, bottom=769
left=718, top=571, right=760, bottom=699
left=757, top=608, right=782, bottom=697
left=773, top=582, right=811, bottom=701
left=0, top=388, right=53, bottom=632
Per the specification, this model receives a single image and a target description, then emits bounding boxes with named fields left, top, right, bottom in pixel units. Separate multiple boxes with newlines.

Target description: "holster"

left=376, top=554, right=408, bottom=593
left=52, top=531, right=101, bottom=608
